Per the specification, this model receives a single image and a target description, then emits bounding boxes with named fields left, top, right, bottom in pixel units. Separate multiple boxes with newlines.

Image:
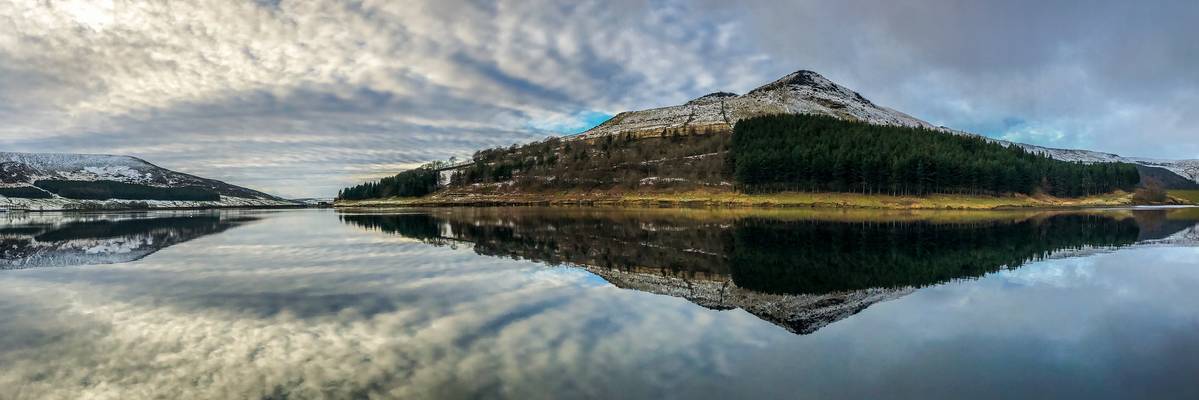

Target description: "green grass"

left=1170, top=190, right=1199, bottom=205
left=620, top=190, right=1134, bottom=209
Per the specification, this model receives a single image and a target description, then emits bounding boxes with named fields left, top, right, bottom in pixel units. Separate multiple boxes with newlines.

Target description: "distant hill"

left=1135, top=165, right=1199, bottom=189
left=0, top=152, right=297, bottom=210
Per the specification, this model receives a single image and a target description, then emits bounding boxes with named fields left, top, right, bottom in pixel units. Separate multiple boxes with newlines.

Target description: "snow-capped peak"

left=573, top=69, right=934, bottom=141
left=747, top=70, right=865, bottom=103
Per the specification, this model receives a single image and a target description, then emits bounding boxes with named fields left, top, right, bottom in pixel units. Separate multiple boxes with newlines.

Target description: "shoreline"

left=0, top=195, right=308, bottom=212
left=2, top=204, right=314, bottom=213
left=334, top=190, right=1194, bottom=211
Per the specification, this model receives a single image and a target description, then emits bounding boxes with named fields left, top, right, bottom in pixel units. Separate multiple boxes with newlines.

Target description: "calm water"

left=2, top=207, right=1198, bottom=399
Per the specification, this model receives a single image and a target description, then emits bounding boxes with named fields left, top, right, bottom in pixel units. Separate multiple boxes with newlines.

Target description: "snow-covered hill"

left=572, top=69, right=1199, bottom=185
left=576, top=70, right=933, bottom=141
left=0, top=152, right=298, bottom=210
left=1125, top=158, right=1199, bottom=183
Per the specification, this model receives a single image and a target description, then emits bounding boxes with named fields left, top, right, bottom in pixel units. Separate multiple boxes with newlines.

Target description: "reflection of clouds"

left=996, top=257, right=1097, bottom=288
left=528, top=268, right=606, bottom=288
left=0, top=211, right=774, bottom=399
left=0, top=277, right=766, bottom=399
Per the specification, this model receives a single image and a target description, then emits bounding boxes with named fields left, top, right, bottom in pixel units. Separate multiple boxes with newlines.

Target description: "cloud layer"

left=1, top=0, right=1195, bottom=196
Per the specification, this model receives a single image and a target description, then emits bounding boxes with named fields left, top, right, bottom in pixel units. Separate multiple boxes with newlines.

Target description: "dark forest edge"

left=3, top=180, right=224, bottom=202
left=34, top=180, right=221, bottom=201
left=729, top=115, right=1139, bottom=197
left=337, top=114, right=1187, bottom=208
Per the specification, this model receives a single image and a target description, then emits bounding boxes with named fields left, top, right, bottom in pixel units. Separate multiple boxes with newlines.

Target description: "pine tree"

left=729, top=114, right=1139, bottom=197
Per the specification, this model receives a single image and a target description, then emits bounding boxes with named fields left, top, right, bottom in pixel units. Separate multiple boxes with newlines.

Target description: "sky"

left=1, top=0, right=1196, bottom=198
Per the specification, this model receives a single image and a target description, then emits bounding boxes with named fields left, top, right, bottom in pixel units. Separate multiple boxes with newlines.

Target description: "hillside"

left=0, top=152, right=297, bottom=210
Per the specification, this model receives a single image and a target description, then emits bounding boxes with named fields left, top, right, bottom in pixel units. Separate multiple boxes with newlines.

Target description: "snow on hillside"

left=0, top=152, right=297, bottom=209
left=1126, top=158, right=1199, bottom=183
left=574, top=70, right=933, bottom=141
left=734, top=70, right=934, bottom=129
left=571, top=69, right=1199, bottom=185
left=978, top=136, right=1199, bottom=181
left=1, top=152, right=277, bottom=197
left=2, top=152, right=164, bottom=185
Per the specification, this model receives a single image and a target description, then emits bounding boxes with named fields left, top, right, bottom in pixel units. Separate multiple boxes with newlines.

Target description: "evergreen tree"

left=730, top=114, right=1140, bottom=197
left=336, top=165, right=439, bottom=200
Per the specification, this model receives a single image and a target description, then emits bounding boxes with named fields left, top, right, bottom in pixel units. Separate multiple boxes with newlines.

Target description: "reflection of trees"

left=338, top=213, right=442, bottom=241
left=341, top=211, right=732, bottom=278
left=28, top=216, right=246, bottom=241
left=730, top=215, right=1140, bottom=295
left=340, top=211, right=1145, bottom=296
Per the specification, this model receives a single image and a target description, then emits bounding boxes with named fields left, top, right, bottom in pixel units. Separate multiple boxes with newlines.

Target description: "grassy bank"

left=1170, top=190, right=1199, bottom=205
left=335, top=188, right=1185, bottom=210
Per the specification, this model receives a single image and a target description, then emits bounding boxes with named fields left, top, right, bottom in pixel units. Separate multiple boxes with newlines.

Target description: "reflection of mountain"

left=588, top=266, right=914, bottom=334
left=339, top=208, right=1197, bottom=334
left=0, top=213, right=258, bottom=269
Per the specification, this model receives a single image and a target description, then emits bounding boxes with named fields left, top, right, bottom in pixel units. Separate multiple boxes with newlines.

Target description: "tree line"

left=336, top=165, right=439, bottom=200
left=729, top=114, right=1141, bottom=197
left=34, top=180, right=220, bottom=201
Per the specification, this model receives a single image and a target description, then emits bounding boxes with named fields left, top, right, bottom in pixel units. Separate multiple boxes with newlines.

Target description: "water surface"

left=1, top=207, right=1197, bottom=399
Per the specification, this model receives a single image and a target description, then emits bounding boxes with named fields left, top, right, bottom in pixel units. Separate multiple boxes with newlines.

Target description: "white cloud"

left=0, top=0, right=766, bottom=197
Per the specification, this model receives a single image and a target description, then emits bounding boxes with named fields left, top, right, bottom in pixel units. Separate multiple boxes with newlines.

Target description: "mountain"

left=576, top=70, right=933, bottom=141
left=573, top=70, right=1199, bottom=186
left=0, top=152, right=297, bottom=210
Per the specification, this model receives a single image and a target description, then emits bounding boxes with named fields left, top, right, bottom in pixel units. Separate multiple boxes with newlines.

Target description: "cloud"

left=0, top=0, right=1195, bottom=197
left=0, top=0, right=767, bottom=197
